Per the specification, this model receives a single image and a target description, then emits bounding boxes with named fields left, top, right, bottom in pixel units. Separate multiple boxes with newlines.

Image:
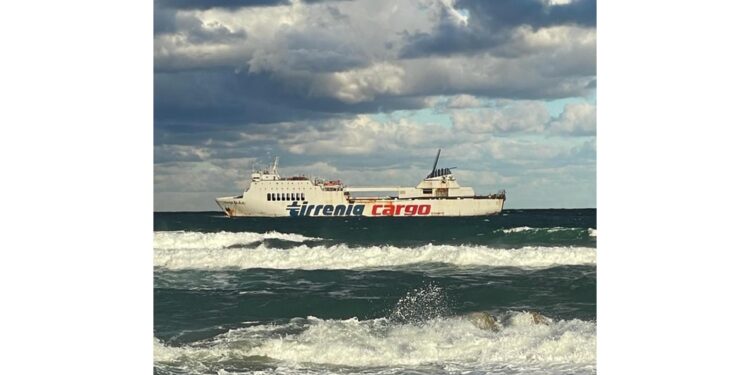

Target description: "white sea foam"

left=588, top=228, right=597, bottom=237
left=501, top=226, right=584, bottom=234
left=154, top=312, right=596, bottom=372
left=153, top=231, right=320, bottom=250
left=153, top=244, right=596, bottom=270
left=502, top=226, right=536, bottom=233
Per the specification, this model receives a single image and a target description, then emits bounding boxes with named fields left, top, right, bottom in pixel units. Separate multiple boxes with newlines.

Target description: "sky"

left=154, top=0, right=596, bottom=211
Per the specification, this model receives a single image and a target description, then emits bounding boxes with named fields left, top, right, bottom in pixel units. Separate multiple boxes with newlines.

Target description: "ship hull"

left=215, top=196, right=504, bottom=217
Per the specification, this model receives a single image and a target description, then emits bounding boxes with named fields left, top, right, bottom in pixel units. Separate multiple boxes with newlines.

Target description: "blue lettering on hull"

left=286, top=202, right=365, bottom=217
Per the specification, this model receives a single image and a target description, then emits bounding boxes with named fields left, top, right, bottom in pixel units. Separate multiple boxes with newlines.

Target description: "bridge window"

left=423, top=189, right=433, bottom=194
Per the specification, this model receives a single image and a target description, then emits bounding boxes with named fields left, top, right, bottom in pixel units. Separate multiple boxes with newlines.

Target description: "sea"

left=154, top=209, right=597, bottom=375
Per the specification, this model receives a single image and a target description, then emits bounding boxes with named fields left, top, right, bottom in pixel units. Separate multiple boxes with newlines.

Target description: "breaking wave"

left=500, top=226, right=595, bottom=235
left=153, top=244, right=596, bottom=270
left=502, top=226, right=537, bottom=233
left=153, top=231, right=320, bottom=250
left=154, top=312, right=595, bottom=373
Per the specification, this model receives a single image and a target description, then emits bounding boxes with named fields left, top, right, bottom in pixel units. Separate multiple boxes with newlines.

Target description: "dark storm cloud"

left=401, top=0, right=596, bottom=58
left=157, top=0, right=292, bottom=10
left=156, top=0, right=348, bottom=10
left=155, top=68, right=426, bottom=134
left=457, top=0, right=596, bottom=31
left=154, top=6, right=177, bottom=34
left=399, top=14, right=501, bottom=58
left=155, top=69, right=325, bottom=128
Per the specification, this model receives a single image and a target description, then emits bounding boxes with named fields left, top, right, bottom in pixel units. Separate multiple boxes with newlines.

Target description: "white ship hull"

left=215, top=151, right=506, bottom=218
left=216, top=193, right=504, bottom=217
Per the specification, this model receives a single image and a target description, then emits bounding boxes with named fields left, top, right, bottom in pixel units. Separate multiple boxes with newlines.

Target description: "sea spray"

left=389, top=283, right=452, bottom=324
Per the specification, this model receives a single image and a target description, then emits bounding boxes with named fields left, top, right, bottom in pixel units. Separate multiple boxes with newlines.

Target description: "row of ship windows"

left=267, top=193, right=305, bottom=201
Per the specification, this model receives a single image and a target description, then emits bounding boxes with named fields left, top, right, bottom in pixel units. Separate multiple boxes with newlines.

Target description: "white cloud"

left=549, top=102, right=596, bottom=135
left=279, top=115, right=455, bottom=155
left=439, top=0, right=469, bottom=26
left=547, top=0, right=574, bottom=6
left=446, top=94, right=482, bottom=108
left=451, top=101, right=550, bottom=134
left=315, top=63, right=406, bottom=103
left=155, top=144, right=215, bottom=162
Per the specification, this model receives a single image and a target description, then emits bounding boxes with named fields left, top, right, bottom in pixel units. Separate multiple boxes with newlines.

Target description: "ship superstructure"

left=215, top=150, right=505, bottom=217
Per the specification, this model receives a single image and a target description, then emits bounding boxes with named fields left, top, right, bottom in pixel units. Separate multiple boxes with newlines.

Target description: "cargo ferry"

left=215, top=150, right=505, bottom=217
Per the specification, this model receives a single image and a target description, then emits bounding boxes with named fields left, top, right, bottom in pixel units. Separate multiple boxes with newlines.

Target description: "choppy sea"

left=154, top=209, right=596, bottom=374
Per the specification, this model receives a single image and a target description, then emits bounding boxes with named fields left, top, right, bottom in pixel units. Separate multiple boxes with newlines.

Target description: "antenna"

left=428, top=149, right=441, bottom=178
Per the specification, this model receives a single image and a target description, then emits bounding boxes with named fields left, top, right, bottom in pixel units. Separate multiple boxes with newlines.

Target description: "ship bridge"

left=343, top=149, right=476, bottom=200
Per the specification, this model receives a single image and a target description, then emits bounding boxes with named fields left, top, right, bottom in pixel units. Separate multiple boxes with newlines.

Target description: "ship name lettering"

left=286, top=202, right=365, bottom=217
left=371, top=204, right=431, bottom=216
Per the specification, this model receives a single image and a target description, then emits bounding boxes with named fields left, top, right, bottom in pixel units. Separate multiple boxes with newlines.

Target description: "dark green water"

left=154, top=209, right=597, bottom=375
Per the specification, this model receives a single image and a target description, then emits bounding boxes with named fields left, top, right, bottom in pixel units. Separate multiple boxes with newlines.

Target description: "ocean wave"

left=500, top=226, right=587, bottom=234
left=153, top=231, right=320, bottom=250
left=502, top=226, right=536, bottom=233
left=588, top=228, right=597, bottom=237
left=154, top=312, right=596, bottom=371
left=153, top=244, right=596, bottom=270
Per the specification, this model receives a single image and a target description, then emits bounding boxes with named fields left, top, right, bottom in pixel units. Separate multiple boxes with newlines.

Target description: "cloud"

left=548, top=102, right=596, bottom=135
left=157, top=0, right=293, bottom=11
left=451, top=101, right=550, bottom=134
left=446, top=94, right=482, bottom=108
left=313, top=63, right=406, bottom=103
left=277, top=115, right=457, bottom=156
left=457, top=0, right=596, bottom=31
left=154, top=144, right=216, bottom=163
left=400, top=0, right=596, bottom=57
left=449, top=100, right=596, bottom=136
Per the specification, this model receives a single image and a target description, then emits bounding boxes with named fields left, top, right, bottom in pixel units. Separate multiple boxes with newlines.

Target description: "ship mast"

left=427, top=149, right=441, bottom=178
left=270, top=157, right=279, bottom=175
